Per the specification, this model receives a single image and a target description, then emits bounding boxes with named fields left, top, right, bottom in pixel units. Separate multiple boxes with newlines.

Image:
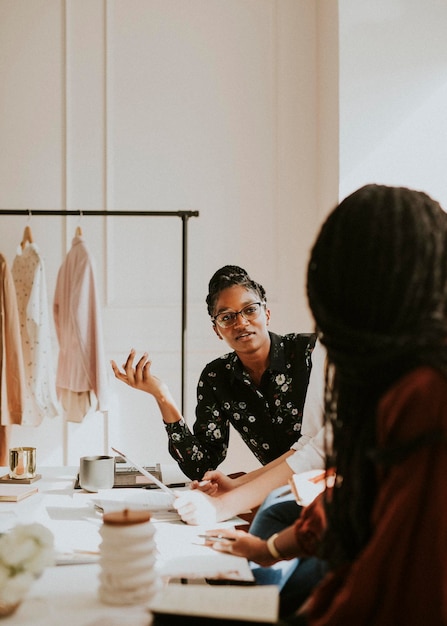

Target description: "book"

left=0, top=484, right=39, bottom=502
left=290, top=469, right=335, bottom=506
left=149, top=583, right=279, bottom=624
left=0, top=473, right=41, bottom=485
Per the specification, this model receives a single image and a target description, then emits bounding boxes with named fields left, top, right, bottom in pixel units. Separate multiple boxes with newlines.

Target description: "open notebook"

left=150, top=583, right=278, bottom=623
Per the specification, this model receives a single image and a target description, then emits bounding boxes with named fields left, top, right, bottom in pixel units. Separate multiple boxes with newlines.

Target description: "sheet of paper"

left=55, top=550, right=99, bottom=566
left=155, top=522, right=254, bottom=582
left=149, top=583, right=279, bottom=623
left=91, top=488, right=176, bottom=513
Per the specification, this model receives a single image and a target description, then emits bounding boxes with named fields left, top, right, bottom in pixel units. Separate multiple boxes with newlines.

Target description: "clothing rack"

left=0, top=208, right=199, bottom=414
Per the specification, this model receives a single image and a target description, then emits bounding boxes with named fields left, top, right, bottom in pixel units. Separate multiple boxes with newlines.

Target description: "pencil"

left=198, top=534, right=236, bottom=542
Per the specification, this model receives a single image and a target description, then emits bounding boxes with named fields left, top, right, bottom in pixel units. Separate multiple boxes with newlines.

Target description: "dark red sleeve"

left=293, top=493, right=327, bottom=557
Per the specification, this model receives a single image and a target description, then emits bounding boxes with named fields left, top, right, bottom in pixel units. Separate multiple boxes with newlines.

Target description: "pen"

left=198, top=534, right=236, bottom=542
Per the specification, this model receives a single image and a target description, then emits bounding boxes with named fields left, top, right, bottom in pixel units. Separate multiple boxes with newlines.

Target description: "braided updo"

left=206, top=265, right=266, bottom=317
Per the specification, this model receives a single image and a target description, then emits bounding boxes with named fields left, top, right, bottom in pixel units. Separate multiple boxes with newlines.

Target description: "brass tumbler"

left=9, top=447, right=37, bottom=479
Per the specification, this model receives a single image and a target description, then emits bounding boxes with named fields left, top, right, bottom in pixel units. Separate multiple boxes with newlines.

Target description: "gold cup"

left=9, top=447, right=37, bottom=480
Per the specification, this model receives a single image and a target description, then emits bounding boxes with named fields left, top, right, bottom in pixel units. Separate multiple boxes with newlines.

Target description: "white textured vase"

left=98, top=509, right=159, bottom=605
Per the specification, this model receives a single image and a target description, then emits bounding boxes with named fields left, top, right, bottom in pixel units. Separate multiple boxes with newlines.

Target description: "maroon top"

left=296, top=367, right=447, bottom=625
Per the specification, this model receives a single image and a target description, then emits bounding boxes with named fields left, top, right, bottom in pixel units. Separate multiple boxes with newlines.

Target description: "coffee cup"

left=79, top=455, right=115, bottom=492
left=9, top=447, right=37, bottom=479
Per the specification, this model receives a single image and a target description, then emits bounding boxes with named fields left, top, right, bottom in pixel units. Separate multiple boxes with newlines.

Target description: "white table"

left=0, top=467, right=252, bottom=626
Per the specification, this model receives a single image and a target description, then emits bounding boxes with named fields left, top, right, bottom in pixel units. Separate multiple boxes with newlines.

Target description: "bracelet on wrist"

left=266, top=533, right=283, bottom=559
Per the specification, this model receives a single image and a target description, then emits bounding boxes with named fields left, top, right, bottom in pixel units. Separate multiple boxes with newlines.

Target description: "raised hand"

left=110, top=349, right=164, bottom=396
left=110, top=350, right=182, bottom=424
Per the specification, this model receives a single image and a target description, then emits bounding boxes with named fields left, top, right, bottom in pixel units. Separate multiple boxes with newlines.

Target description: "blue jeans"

left=248, top=486, right=328, bottom=618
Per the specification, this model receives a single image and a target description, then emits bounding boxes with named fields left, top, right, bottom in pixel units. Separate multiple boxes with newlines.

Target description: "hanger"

left=75, top=210, right=83, bottom=236
left=21, top=211, right=34, bottom=249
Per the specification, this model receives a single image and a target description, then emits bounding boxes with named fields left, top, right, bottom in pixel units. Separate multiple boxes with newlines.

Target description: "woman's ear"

left=213, top=324, right=224, bottom=340
left=265, top=306, right=271, bottom=326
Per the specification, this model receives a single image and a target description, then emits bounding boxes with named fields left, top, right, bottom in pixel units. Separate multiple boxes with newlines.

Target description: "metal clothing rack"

left=0, top=208, right=199, bottom=414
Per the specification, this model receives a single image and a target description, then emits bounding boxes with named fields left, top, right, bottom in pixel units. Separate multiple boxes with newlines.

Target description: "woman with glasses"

left=111, top=265, right=317, bottom=480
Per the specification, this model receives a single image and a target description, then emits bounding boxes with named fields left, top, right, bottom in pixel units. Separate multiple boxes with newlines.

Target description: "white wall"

left=339, top=0, right=447, bottom=210
left=0, top=1, right=338, bottom=472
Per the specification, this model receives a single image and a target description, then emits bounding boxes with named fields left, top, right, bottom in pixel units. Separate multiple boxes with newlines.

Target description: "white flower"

left=191, top=446, right=204, bottom=461
left=275, top=374, right=286, bottom=385
left=0, top=523, right=54, bottom=605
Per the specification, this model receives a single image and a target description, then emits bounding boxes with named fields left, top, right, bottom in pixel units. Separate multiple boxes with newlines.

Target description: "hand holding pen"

left=190, top=470, right=238, bottom=497
left=199, top=529, right=277, bottom=565
left=199, top=530, right=239, bottom=553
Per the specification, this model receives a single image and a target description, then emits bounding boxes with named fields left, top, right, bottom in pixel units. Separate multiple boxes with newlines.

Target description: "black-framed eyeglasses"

left=212, top=302, right=265, bottom=329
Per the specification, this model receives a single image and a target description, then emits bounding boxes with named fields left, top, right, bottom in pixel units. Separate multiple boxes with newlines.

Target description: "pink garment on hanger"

left=53, top=235, right=109, bottom=422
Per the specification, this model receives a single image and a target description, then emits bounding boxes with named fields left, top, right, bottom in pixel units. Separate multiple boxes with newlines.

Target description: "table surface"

left=0, top=466, right=252, bottom=626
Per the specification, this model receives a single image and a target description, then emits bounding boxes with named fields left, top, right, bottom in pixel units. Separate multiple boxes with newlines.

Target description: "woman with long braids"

left=199, top=185, right=447, bottom=625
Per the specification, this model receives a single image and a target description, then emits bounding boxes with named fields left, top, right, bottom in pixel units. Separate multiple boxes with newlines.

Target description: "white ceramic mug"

left=79, top=455, right=115, bottom=492
left=9, top=447, right=37, bottom=479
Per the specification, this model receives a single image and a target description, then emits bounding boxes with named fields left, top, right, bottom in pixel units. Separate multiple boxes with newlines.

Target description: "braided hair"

left=206, top=265, right=266, bottom=317
left=307, top=184, right=447, bottom=566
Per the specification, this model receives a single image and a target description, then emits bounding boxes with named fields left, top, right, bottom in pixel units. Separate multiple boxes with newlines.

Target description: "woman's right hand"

left=111, top=350, right=183, bottom=424
left=110, top=349, right=164, bottom=396
left=190, top=470, right=237, bottom=497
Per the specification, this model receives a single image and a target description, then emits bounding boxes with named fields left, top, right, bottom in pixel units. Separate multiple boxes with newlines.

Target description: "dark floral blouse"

left=164, top=332, right=316, bottom=480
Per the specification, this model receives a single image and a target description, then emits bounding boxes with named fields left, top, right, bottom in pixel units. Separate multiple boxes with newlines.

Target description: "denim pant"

left=248, top=485, right=328, bottom=618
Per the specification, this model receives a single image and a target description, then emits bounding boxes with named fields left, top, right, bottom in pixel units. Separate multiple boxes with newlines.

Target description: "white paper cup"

left=79, top=455, right=115, bottom=492
left=9, top=447, right=37, bottom=479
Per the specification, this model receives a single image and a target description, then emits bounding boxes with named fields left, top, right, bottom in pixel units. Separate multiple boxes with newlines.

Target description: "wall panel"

left=0, top=0, right=334, bottom=473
